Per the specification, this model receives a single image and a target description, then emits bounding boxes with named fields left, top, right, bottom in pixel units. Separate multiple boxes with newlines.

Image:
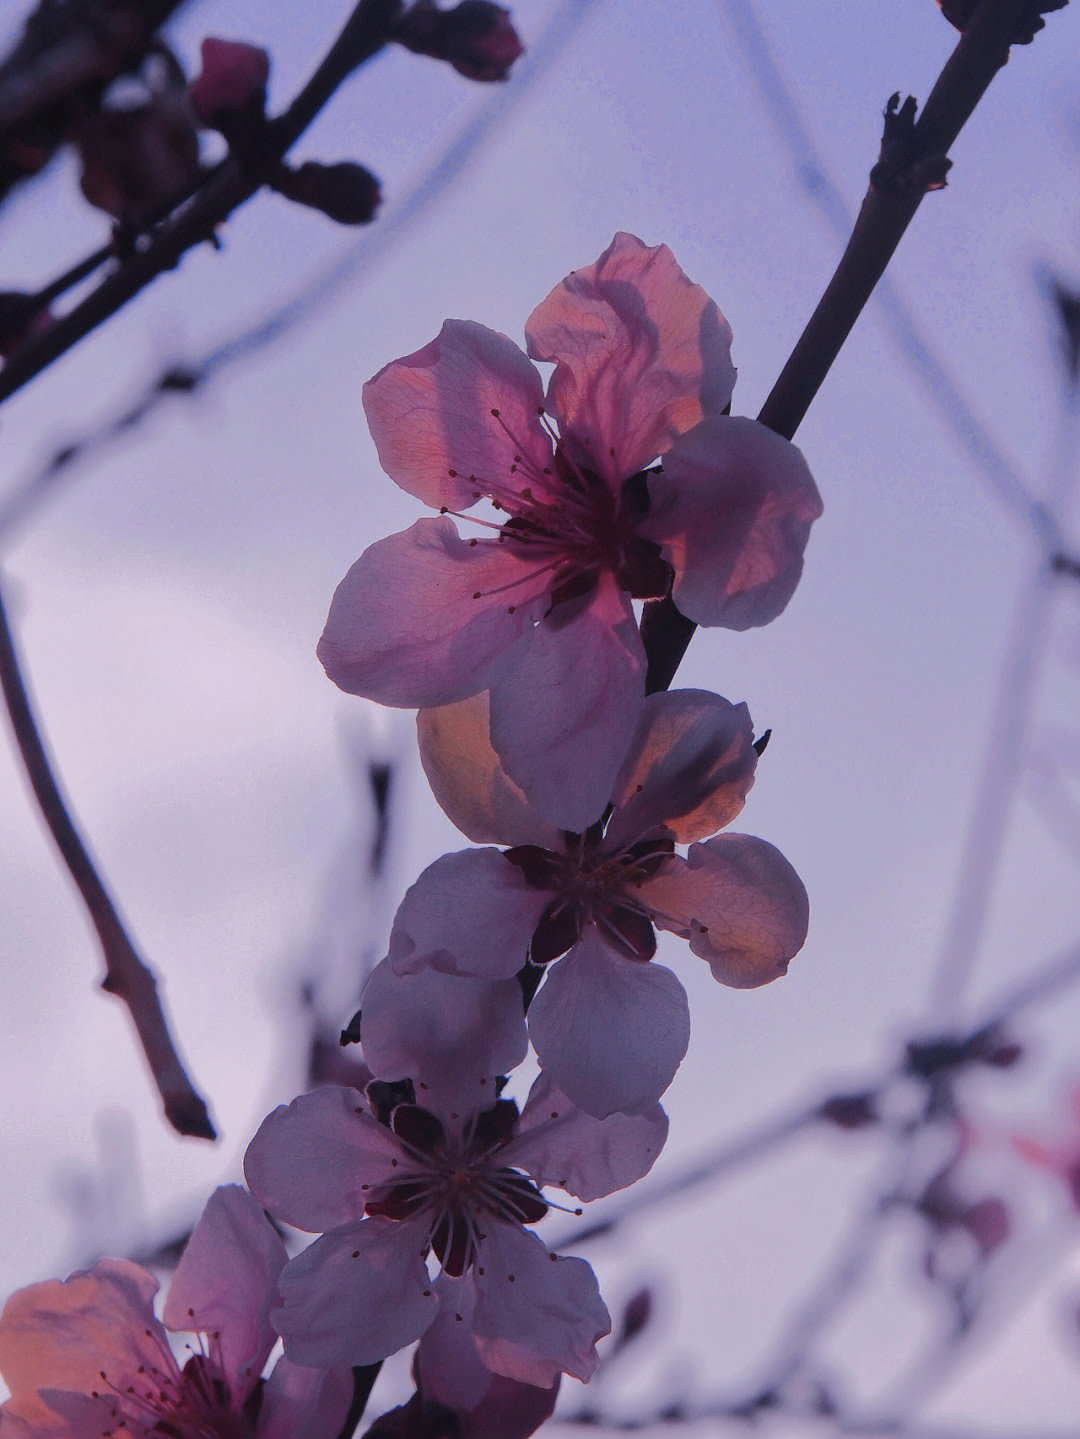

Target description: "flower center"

left=505, top=831, right=675, bottom=965
left=363, top=1100, right=549, bottom=1278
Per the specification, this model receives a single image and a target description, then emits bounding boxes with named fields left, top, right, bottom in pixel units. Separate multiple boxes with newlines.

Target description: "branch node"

left=869, top=93, right=951, bottom=199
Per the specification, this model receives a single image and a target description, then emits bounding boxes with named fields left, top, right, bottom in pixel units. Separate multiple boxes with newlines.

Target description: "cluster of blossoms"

left=1, top=233, right=821, bottom=1438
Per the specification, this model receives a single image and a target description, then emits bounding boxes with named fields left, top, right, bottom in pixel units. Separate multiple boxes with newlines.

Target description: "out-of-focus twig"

left=0, top=0, right=607, bottom=546
left=0, top=574, right=215, bottom=1140
left=0, top=0, right=401, bottom=407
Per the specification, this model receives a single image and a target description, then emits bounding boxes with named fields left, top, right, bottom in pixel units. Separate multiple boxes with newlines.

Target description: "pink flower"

left=0, top=1186, right=351, bottom=1439
left=244, top=1015, right=666, bottom=1386
left=384, top=687, right=808, bottom=1117
left=318, top=232, right=821, bottom=830
left=188, top=39, right=270, bottom=126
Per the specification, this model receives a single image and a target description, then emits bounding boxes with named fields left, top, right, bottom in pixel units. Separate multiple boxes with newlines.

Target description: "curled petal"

left=389, top=849, right=552, bottom=980
left=487, top=573, right=645, bottom=832
left=644, top=416, right=822, bottom=630
left=273, top=1220, right=437, bottom=1369
left=258, top=1360, right=354, bottom=1439
left=417, top=692, right=561, bottom=848
left=164, top=1185, right=286, bottom=1399
left=363, top=320, right=552, bottom=510
left=0, top=1262, right=165, bottom=1432
left=503, top=1071, right=667, bottom=1200
left=244, top=1087, right=407, bottom=1232
left=525, top=232, right=735, bottom=483
left=318, top=517, right=550, bottom=707
left=527, top=927, right=690, bottom=1117
left=641, top=835, right=809, bottom=987
left=472, top=1226, right=609, bottom=1387
left=607, top=689, right=757, bottom=848
left=361, top=958, right=527, bottom=1117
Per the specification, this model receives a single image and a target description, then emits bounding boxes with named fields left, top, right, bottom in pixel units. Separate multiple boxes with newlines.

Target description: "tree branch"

left=642, top=0, right=1054, bottom=692
left=0, top=576, right=215, bottom=1139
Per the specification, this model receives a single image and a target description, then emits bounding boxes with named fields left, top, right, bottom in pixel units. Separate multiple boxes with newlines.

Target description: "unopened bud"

left=397, top=2, right=523, bottom=82
left=274, top=160, right=381, bottom=225
left=76, top=97, right=200, bottom=223
left=820, top=1092, right=878, bottom=1130
left=188, top=38, right=270, bottom=127
left=614, top=1287, right=653, bottom=1348
left=936, top=0, right=1067, bottom=45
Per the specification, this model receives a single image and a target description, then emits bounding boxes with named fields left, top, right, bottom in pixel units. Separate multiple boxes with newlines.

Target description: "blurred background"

left=2, top=0, right=1080, bottom=1432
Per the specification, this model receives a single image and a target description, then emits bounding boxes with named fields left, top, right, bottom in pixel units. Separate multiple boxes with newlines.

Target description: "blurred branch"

left=0, top=575, right=215, bottom=1140
left=928, top=313, right=1080, bottom=1020
left=0, top=0, right=606, bottom=545
left=0, top=0, right=401, bottom=407
left=642, top=0, right=1065, bottom=692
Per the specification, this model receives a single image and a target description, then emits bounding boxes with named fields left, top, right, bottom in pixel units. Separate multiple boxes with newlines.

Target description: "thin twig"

left=719, top=0, right=1054, bottom=547
left=0, top=576, right=215, bottom=1139
left=0, top=0, right=608, bottom=547
left=642, top=0, right=1053, bottom=692
left=0, top=0, right=401, bottom=407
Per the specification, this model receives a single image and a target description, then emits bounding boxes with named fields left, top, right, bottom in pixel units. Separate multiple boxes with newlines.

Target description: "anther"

left=352, top=1251, right=360, bottom=1259
left=490, top=408, right=500, bottom=417
left=448, top=469, right=458, bottom=477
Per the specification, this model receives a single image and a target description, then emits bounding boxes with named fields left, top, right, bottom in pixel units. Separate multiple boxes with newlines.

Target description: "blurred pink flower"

left=244, top=1056, right=666, bottom=1386
left=385, top=688, right=808, bottom=1117
left=0, top=1186, right=351, bottom=1439
left=319, top=232, right=821, bottom=830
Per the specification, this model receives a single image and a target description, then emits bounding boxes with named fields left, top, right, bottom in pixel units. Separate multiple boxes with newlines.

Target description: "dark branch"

left=0, top=575, right=215, bottom=1139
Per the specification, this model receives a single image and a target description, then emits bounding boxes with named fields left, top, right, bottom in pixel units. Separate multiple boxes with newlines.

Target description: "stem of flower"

left=642, top=0, right=1046, bottom=693
left=0, top=576, right=215, bottom=1140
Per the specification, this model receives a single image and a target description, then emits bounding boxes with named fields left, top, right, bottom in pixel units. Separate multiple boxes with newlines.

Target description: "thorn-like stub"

left=870, top=93, right=951, bottom=199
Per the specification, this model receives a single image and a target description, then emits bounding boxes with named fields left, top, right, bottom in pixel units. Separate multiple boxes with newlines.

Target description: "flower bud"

left=188, top=38, right=270, bottom=126
left=396, top=1, right=523, bottom=82
left=75, top=96, right=200, bottom=223
left=273, top=160, right=381, bottom=224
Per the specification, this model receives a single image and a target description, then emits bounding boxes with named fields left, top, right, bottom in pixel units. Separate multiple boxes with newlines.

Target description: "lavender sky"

left=2, top=0, right=1080, bottom=1430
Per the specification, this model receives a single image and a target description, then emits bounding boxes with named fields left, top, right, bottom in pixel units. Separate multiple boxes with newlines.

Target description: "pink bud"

left=188, top=38, right=270, bottom=125
left=274, top=160, right=381, bottom=225
left=396, top=2, right=524, bottom=83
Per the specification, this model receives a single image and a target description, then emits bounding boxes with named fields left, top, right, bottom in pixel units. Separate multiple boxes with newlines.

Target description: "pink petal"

left=471, top=1226, right=609, bottom=1387
left=525, top=232, right=735, bottom=484
left=163, top=1186, right=285, bottom=1400
left=456, top=1372, right=560, bottom=1439
left=258, top=1361, right=354, bottom=1439
left=486, top=573, right=645, bottom=832
left=644, top=416, right=822, bottom=630
left=416, top=1276, right=491, bottom=1411
left=503, top=1071, right=668, bottom=1201
left=244, top=1086, right=408, bottom=1232
left=363, top=320, right=552, bottom=511
left=607, top=689, right=757, bottom=849
left=360, top=958, right=527, bottom=1117
left=417, top=1277, right=560, bottom=1438
left=527, top=928, right=690, bottom=1117
left=318, top=517, right=550, bottom=707
left=417, top=692, right=561, bottom=848
left=640, top=835, right=809, bottom=987
left=388, top=848, right=552, bottom=980
left=273, top=1219, right=437, bottom=1369
left=0, top=1261, right=167, bottom=1424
